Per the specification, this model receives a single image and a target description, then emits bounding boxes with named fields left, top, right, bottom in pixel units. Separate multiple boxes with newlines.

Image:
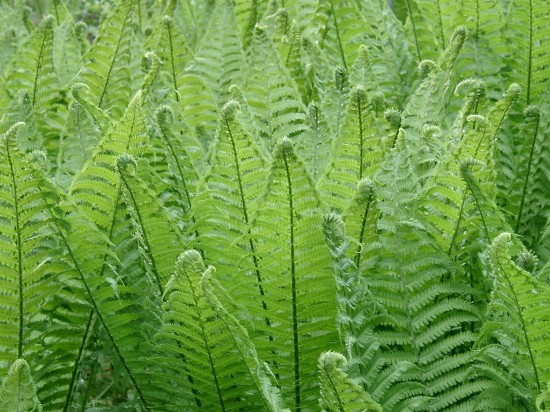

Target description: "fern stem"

left=98, top=3, right=133, bottom=109
left=322, top=362, right=345, bottom=411
left=464, top=175, right=490, bottom=243
left=283, top=150, right=301, bottom=412
left=119, top=172, right=164, bottom=296
left=224, top=118, right=272, bottom=329
left=63, top=310, right=95, bottom=412
left=329, top=0, right=348, bottom=71
left=357, top=93, right=364, bottom=180
left=404, top=0, right=422, bottom=61
left=526, top=0, right=533, bottom=105
left=32, top=26, right=48, bottom=107
left=6, top=140, right=24, bottom=359
left=515, top=113, right=539, bottom=234
left=185, top=274, right=226, bottom=411
left=354, top=192, right=374, bottom=268
left=166, top=21, right=180, bottom=103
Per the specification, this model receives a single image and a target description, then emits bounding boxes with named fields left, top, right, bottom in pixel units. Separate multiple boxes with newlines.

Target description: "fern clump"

left=0, top=0, right=548, bottom=410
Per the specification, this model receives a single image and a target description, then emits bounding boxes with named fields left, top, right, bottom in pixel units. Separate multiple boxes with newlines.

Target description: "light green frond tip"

left=384, top=109, right=401, bottom=129
left=1, top=122, right=25, bottom=143
left=356, top=178, right=376, bottom=203
left=454, top=78, right=486, bottom=97
left=176, top=249, right=205, bottom=275
left=318, top=351, right=382, bottom=412
left=116, top=154, right=137, bottom=175
left=155, top=104, right=174, bottom=126
left=275, top=137, right=295, bottom=158
left=419, top=60, right=437, bottom=79
left=222, top=100, right=241, bottom=122
left=440, top=26, right=467, bottom=70
left=0, top=359, right=42, bottom=412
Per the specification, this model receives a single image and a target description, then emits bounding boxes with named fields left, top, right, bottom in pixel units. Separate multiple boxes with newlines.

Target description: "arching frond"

left=472, top=233, right=550, bottom=410
left=251, top=138, right=338, bottom=411
left=78, top=0, right=134, bottom=119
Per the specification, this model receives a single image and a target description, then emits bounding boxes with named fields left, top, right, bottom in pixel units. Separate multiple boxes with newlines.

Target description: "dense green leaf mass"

left=0, top=0, right=549, bottom=411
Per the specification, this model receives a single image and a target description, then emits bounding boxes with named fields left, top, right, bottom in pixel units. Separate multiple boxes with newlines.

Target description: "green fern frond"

left=0, top=359, right=42, bottom=412
left=153, top=15, right=194, bottom=103
left=117, top=154, right=183, bottom=297
left=234, top=0, right=264, bottom=48
left=69, top=91, right=146, bottom=231
left=0, top=123, right=92, bottom=410
left=51, top=2, right=87, bottom=88
left=317, top=86, right=386, bottom=211
left=70, top=83, right=112, bottom=135
left=192, top=101, right=268, bottom=307
left=154, top=250, right=276, bottom=410
left=473, top=232, right=550, bottom=409
left=318, top=351, right=382, bottom=412
left=201, top=268, right=288, bottom=412
left=149, top=105, right=200, bottom=228
left=245, top=24, right=311, bottom=155
left=505, top=0, right=550, bottom=105
left=311, top=0, right=370, bottom=71
left=251, top=138, right=338, bottom=411
left=5, top=16, right=58, bottom=110
left=78, top=0, right=134, bottom=119
left=188, top=1, right=246, bottom=105
left=396, top=0, right=440, bottom=62
left=175, top=73, right=219, bottom=151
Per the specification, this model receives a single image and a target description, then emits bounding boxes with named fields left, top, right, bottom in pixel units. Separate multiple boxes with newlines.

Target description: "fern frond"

left=154, top=250, right=277, bottom=410
left=191, top=101, right=268, bottom=307
left=318, top=351, right=382, bottom=412
left=153, top=15, right=194, bottom=103
left=505, top=0, right=550, bottom=105
left=473, top=232, right=550, bottom=409
left=5, top=16, right=58, bottom=110
left=69, top=91, right=146, bottom=231
left=52, top=4, right=88, bottom=88
left=0, top=123, right=92, bottom=410
left=117, top=155, right=183, bottom=297
left=0, top=359, right=42, bottom=412
left=149, top=105, right=199, bottom=229
left=188, top=1, right=246, bottom=105
left=78, top=0, right=134, bottom=119
left=245, top=24, right=311, bottom=156
left=251, top=138, right=338, bottom=411
left=201, top=268, right=288, bottom=411
left=396, top=0, right=440, bottom=62
left=317, top=86, right=386, bottom=211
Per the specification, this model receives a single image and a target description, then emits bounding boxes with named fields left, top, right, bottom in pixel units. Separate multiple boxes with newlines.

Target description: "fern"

left=188, top=1, right=246, bottom=105
left=504, top=0, right=550, bottom=105
left=154, top=250, right=278, bottom=410
left=317, top=85, right=386, bottom=211
left=245, top=24, right=311, bottom=156
left=78, top=0, right=134, bottom=119
left=318, top=351, right=382, bottom=412
left=191, top=101, right=269, bottom=314
left=473, top=233, right=550, bottom=409
left=251, top=138, right=339, bottom=411
left=0, top=359, right=42, bottom=412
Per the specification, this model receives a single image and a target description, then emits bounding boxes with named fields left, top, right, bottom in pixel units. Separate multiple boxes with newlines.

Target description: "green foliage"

left=0, top=0, right=548, bottom=411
